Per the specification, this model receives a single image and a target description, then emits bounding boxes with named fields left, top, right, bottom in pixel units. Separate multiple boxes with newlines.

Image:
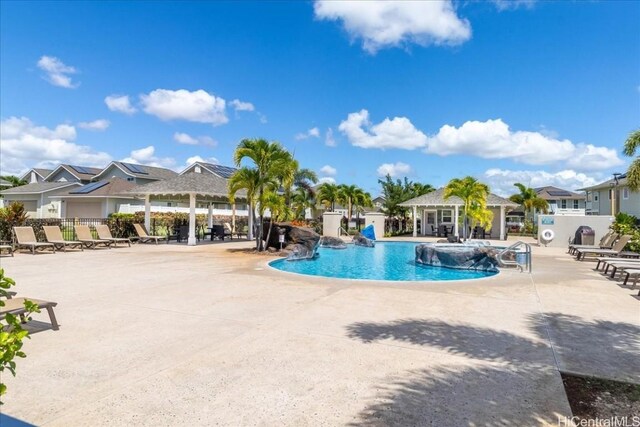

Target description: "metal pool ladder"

left=337, top=226, right=350, bottom=237
left=497, top=241, right=532, bottom=273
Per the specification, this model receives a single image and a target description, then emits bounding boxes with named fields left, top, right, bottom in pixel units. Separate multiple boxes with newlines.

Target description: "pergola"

left=399, top=189, right=519, bottom=240
left=124, top=173, right=248, bottom=245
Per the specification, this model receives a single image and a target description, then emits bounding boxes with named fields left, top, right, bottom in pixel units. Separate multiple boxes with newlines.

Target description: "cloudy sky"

left=1, top=1, right=638, bottom=196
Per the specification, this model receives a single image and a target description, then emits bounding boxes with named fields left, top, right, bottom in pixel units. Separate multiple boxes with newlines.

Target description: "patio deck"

left=1, top=237, right=638, bottom=425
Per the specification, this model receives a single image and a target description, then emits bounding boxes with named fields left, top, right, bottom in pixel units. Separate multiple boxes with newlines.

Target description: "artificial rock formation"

left=264, top=222, right=320, bottom=260
left=352, top=232, right=375, bottom=248
left=415, top=243, right=499, bottom=272
left=318, top=236, right=347, bottom=249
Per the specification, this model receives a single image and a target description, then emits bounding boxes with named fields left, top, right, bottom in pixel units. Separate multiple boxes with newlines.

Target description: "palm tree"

left=410, top=182, right=435, bottom=198
left=260, top=191, right=287, bottom=248
left=0, top=176, right=26, bottom=188
left=291, top=187, right=315, bottom=220
left=352, top=189, right=373, bottom=231
left=444, top=176, right=491, bottom=241
left=293, top=168, right=318, bottom=194
left=317, top=183, right=340, bottom=211
left=233, top=138, right=295, bottom=251
left=623, top=129, right=640, bottom=191
left=337, top=184, right=360, bottom=225
left=509, top=183, right=549, bottom=220
left=228, top=167, right=260, bottom=242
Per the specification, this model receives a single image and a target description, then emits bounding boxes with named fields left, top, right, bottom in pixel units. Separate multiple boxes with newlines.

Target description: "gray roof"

left=93, top=162, right=178, bottom=181
left=20, top=168, right=54, bottom=181
left=45, top=165, right=102, bottom=181
left=0, top=181, right=81, bottom=195
left=52, top=178, right=138, bottom=198
left=579, top=174, right=630, bottom=191
left=0, top=179, right=13, bottom=187
left=399, top=188, right=519, bottom=208
left=123, top=172, right=247, bottom=199
left=534, top=186, right=585, bottom=200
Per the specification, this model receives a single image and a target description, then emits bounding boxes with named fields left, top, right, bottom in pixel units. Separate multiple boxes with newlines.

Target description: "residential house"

left=580, top=174, right=640, bottom=217
left=0, top=182, right=81, bottom=218
left=533, top=186, right=586, bottom=221
left=20, top=168, right=53, bottom=184
left=50, top=178, right=139, bottom=218
left=91, top=161, right=177, bottom=185
left=44, top=164, right=102, bottom=183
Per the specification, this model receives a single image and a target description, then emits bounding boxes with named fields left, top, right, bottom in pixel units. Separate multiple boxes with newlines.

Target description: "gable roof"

left=534, top=186, right=585, bottom=200
left=180, top=162, right=238, bottom=179
left=51, top=178, right=138, bottom=198
left=92, top=161, right=178, bottom=181
left=124, top=172, right=246, bottom=199
left=45, top=164, right=102, bottom=181
left=399, top=188, right=519, bottom=208
left=0, top=179, right=13, bottom=187
left=0, top=181, right=81, bottom=195
left=579, top=174, right=631, bottom=192
left=20, top=168, right=54, bottom=181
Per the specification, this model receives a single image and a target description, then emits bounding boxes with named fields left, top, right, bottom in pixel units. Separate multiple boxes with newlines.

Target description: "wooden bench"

left=1, top=297, right=59, bottom=330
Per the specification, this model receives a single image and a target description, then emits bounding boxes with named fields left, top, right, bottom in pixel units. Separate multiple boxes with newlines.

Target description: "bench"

left=1, top=297, right=59, bottom=330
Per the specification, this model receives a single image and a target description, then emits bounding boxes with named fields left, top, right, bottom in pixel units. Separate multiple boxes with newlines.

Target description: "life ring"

left=541, top=229, right=555, bottom=242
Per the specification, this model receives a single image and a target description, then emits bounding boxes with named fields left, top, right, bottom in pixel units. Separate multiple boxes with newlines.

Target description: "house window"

left=560, top=200, right=567, bottom=209
left=608, top=189, right=612, bottom=200
left=573, top=200, right=579, bottom=209
left=127, top=177, right=135, bottom=182
left=623, top=188, right=629, bottom=200
left=440, top=209, right=452, bottom=223
left=594, top=193, right=598, bottom=202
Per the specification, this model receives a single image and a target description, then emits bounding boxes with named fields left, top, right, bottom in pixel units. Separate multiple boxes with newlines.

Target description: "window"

left=623, top=188, right=629, bottom=200
left=440, top=209, right=452, bottom=223
left=608, top=189, right=612, bottom=200
left=127, top=177, right=135, bottom=182
left=594, top=193, right=599, bottom=202
left=573, top=200, right=579, bottom=209
left=560, top=200, right=567, bottom=209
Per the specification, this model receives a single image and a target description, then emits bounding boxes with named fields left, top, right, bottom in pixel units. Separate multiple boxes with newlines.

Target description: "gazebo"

left=124, top=173, right=248, bottom=245
left=399, top=189, right=519, bottom=240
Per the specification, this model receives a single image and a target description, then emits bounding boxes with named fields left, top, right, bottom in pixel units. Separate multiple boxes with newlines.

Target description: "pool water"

left=269, top=241, right=499, bottom=282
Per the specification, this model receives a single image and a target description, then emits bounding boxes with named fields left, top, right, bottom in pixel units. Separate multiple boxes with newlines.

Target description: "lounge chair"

left=96, top=224, right=131, bottom=247
left=601, top=259, right=640, bottom=277
left=13, top=226, right=56, bottom=254
left=43, top=226, right=84, bottom=252
left=0, top=297, right=59, bottom=330
left=224, top=222, right=247, bottom=239
left=133, top=223, right=167, bottom=244
left=574, top=235, right=633, bottom=261
left=618, top=268, right=640, bottom=287
left=595, top=254, right=640, bottom=270
left=74, top=225, right=112, bottom=249
left=568, top=231, right=618, bottom=255
left=0, top=243, right=13, bottom=257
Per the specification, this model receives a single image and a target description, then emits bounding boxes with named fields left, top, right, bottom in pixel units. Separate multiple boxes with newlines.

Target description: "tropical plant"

left=0, top=176, right=27, bottom=188
left=293, top=168, right=318, bottom=194
left=337, top=184, right=359, bottom=223
left=378, top=175, right=434, bottom=232
left=232, top=138, right=295, bottom=251
left=317, top=183, right=340, bottom=211
left=291, top=187, right=315, bottom=220
left=352, top=188, right=373, bottom=230
left=444, top=176, right=491, bottom=241
left=509, top=183, right=549, bottom=220
left=229, top=166, right=261, bottom=241
left=0, top=202, right=29, bottom=241
left=260, top=191, right=289, bottom=247
left=0, top=269, right=38, bottom=402
left=623, top=129, right=640, bottom=191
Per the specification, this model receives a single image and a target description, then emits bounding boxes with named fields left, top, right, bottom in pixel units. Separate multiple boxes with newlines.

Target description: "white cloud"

left=491, top=0, right=536, bottom=11
left=376, top=162, right=412, bottom=177
left=105, top=95, right=137, bottom=115
left=318, top=177, right=337, bottom=184
left=314, top=0, right=471, bottom=53
left=173, top=132, right=217, bottom=147
left=295, top=127, right=321, bottom=141
left=36, top=55, right=79, bottom=88
left=483, top=168, right=600, bottom=197
left=77, top=119, right=110, bottom=131
left=325, top=128, right=336, bottom=147
left=185, top=156, right=219, bottom=166
left=140, top=89, right=228, bottom=125
left=425, top=118, right=623, bottom=170
left=339, top=109, right=427, bottom=150
left=120, top=145, right=176, bottom=169
left=0, top=116, right=111, bottom=175
left=320, top=165, right=337, bottom=176
left=230, top=99, right=255, bottom=112
left=258, top=113, right=268, bottom=124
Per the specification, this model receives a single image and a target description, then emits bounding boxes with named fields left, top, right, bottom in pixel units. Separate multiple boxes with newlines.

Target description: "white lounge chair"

left=43, top=226, right=84, bottom=252
left=13, top=226, right=55, bottom=254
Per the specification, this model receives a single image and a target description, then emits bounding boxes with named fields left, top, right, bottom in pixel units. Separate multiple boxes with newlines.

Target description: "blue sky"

left=1, top=0, right=638, bottom=196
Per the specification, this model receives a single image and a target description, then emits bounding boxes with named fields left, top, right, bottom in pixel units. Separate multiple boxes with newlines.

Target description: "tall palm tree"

left=410, top=182, right=435, bottom=198
left=317, top=183, right=340, bottom=211
left=337, top=184, right=360, bottom=224
left=228, top=167, right=260, bottom=243
left=623, top=129, right=640, bottom=191
left=352, top=188, right=373, bottom=231
left=0, top=176, right=26, bottom=188
left=444, top=176, right=491, bottom=241
left=260, top=190, right=287, bottom=248
left=509, top=183, right=549, bottom=220
left=233, top=138, right=294, bottom=251
left=293, top=168, right=318, bottom=194
left=291, top=187, right=315, bottom=220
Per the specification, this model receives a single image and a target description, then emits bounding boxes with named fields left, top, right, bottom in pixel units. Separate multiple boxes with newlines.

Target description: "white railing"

left=497, top=241, right=532, bottom=273
left=552, top=208, right=585, bottom=216
left=117, top=204, right=249, bottom=217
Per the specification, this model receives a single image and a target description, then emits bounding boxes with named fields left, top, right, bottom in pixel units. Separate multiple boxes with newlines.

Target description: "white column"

left=207, top=203, right=213, bottom=228
left=188, top=193, right=197, bottom=245
left=103, top=197, right=110, bottom=218
left=454, top=205, right=460, bottom=238
left=232, top=203, right=236, bottom=232
left=247, top=202, right=254, bottom=240
left=412, top=206, right=417, bottom=237
left=500, top=206, right=505, bottom=241
left=144, top=195, right=151, bottom=232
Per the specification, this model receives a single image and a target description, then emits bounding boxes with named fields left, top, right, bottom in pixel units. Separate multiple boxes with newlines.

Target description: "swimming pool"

left=269, top=241, right=499, bottom=282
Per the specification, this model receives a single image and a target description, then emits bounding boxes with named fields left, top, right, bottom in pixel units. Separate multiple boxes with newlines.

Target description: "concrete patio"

left=1, top=237, right=638, bottom=426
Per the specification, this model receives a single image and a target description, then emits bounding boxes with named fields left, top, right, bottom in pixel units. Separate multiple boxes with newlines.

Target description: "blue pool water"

left=269, top=241, right=499, bottom=282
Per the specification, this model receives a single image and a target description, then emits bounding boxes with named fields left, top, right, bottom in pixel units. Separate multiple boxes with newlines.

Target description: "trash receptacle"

left=574, top=226, right=595, bottom=245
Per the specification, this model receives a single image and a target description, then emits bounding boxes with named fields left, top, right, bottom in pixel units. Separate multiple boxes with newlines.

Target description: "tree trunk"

left=257, top=187, right=264, bottom=251
left=265, top=217, right=274, bottom=250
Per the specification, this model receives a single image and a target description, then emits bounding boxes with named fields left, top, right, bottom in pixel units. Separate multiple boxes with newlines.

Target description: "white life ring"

left=541, top=229, right=555, bottom=242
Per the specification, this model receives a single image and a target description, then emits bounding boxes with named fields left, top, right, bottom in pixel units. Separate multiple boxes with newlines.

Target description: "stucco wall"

left=537, top=214, right=614, bottom=248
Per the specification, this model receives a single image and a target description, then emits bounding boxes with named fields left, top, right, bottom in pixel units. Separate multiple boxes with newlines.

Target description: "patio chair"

left=43, top=226, right=84, bottom=252
left=96, top=224, right=131, bottom=247
left=574, top=235, right=632, bottom=261
left=601, top=259, right=640, bottom=277
left=595, top=256, right=640, bottom=271
left=210, top=224, right=231, bottom=241
left=74, top=225, right=112, bottom=249
left=568, top=231, right=618, bottom=255
left=224, top=222, right=246, bottom=239
left=133, top=223, right=167, bottom=244
left=13, top=226, right=56, bottom=255
left=0, top=297, right=59, bottom=330
left=618, top=268, right=640, bottom=287
left=0, top=243, right=13, bottom=257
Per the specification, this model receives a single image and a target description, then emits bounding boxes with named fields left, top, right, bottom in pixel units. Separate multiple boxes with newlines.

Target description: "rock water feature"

left=318, top=236, right=347, bottom=249
left=415, top=243, right=500, bottom=272
left=352, top=232, right=375, bottom=248
left=264, top=223, right=321, bottom=260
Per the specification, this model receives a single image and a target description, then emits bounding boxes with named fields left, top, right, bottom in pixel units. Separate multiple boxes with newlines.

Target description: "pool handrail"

left=497, top=241, right=532, bottom=273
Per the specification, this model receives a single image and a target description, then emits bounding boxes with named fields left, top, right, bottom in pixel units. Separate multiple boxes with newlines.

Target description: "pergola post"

left=500, top=206, right=506, bottom=241
left=412, top=205, right=417, bottom=238
left=207, top=203, right=213, bottom=228
left=454, top=205, right=460, bottom=238
left=232, top=203, right=236, bottom=232
left=188, top=193, right=196, bottom=246
left=144, top=195, right=151, bottom=232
